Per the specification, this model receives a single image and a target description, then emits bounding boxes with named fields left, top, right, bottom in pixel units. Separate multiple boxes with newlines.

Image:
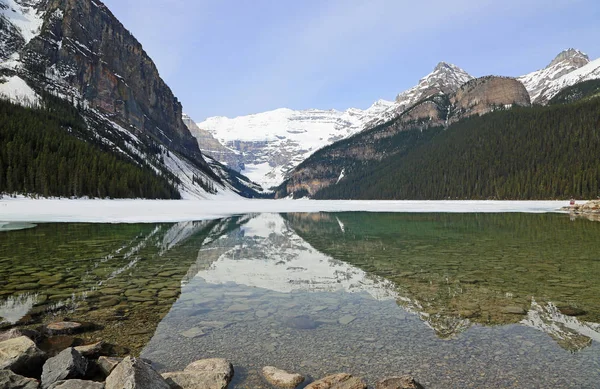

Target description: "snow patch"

left=0, top=75, right=40, bottom=105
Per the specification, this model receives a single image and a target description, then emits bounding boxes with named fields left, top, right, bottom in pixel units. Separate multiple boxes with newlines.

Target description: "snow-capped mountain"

left=195, top=101, right=395, bottom=189
left=518, top=49, right=592, bottom=104
left=0, top=0, right=263, bottom=199
left=193, top=63, right=471, bottom=189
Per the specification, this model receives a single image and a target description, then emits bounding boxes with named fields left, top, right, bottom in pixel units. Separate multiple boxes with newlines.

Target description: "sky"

left=102, top=0, right=600, bottom=121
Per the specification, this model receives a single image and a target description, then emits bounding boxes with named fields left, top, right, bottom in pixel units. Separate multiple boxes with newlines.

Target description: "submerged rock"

left=376, top=376, right=424, bottom=389
left=41, top=348, right=88, bottom=389
left=0, top=336, right=46, bottom=377
left=262, top=366, right=305, bottom=388
left=305, top=373, right=367, bottom=389
left=284, top=315, right=319, bottom=330
left=0, top=369, right=39, bottom=389
left=105, top=357, right=169, bottom=389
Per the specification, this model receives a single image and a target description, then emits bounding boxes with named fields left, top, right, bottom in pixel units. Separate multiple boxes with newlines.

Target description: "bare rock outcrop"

left=452, top=76, right=531, bottom=118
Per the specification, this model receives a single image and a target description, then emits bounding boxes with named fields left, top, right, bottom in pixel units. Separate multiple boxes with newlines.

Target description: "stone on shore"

left=162, top=358, right=234, bottom=389
left=105, top=356, right=169, bottom=389
left=0, top=369, right=39, bottom=389
left=0, top=336, right=46, bottom=377
left=41, top=348, right=88, bottom=389
left=184, top=358, right=234, bottom=382
left=262, top=366, right=305, bottom=388
left=376, top=375, right=424, bottom=389
left=74, top=342, right=106, bottom=358
left=305, top=373, right=367, bottom=389
left=97, top=357, right=122, bottom=377
left=48, top=379, right=104, bottom=389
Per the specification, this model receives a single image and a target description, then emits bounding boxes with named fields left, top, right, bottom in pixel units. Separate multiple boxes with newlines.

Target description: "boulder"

left=97, top=357, right=122, bottom=377
left=0, top=369, right=39, bottom=389
left=48, top=380, right=104, bottom=389
left=376, top=376, right=424, bottom=389
left=105, top=356, right=169, bottom=389
left=41, top=348, right=87, bottom=389
left=184, top=359, right=233, bottom=382
left=162, top=358, right=234, bottom=389
left=262, top=366, right=304, bottom=388
left=0, top=336, right=46, bottom=377
left=305, top=373, right=367, bottom=389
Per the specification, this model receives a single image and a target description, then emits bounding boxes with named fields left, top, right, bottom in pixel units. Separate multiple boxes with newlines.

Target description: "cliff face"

left=276, top=76, right=531, bottom=198
left=21, top=0, right=203, bottom=162
left=451, top=76, right=531, bottom=118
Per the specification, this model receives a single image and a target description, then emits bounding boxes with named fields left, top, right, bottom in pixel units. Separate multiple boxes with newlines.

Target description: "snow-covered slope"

left=0, top=0, right=44, bottom=66
left=518, top=49, right=592, bottom=104
left=194, top=63, right=472, bottom=189
left=196, top=101, right=394, bottom=189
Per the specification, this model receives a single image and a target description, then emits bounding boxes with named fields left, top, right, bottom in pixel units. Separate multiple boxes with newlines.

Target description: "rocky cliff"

left=0, top=0, right=262, bottom=198
left=451, top=76, right=531, bottom=118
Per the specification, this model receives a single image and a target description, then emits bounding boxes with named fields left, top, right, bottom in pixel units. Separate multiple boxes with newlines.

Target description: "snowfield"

left=0, top=198, right=572, bottom=224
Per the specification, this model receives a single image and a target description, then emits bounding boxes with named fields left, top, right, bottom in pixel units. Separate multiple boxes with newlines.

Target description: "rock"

left=105, top=356, right=169, bottom=389
left=162, top=372, right=229, bottom=389
left=48, top=380, right=104, bottom=389
left=284, top=315, right=319, bottom=330
left=0, top=370, right=39, bottom=389
left=41, top=348, right=87, bottom=389
left=500, top=306, right=526, bottom=315
left=74, top=342, right=106, bottom=358
left=262, top=366, right=304, bottom=388
left=97, top=357, right=122, bottom=377
left=0, top=336, right=46, bottom=377
left=226, top=304, right=252, bottom=313
left=558, top=306, right=587, bottom=317
left=179, top=328, right=205, bottom=339
left=184, top=358, right=234, bottom=382
left=338, top=315, right=356, bottom=325
left=162, top=358, right=234, bottom=389
left=305, top=373, right=367, bottom=389
left=0, top=329, right=40, bottom=343
left=45, top=322, right=84, bottom=336
left=376, top=376, right=424, bottom=389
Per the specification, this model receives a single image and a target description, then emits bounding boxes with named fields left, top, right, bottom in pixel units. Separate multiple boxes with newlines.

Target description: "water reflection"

left=142, top=213, right=600, bottom=388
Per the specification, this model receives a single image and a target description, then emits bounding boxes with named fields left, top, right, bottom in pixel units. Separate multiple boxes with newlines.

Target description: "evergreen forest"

left=0, top=97, right=181, bottom=199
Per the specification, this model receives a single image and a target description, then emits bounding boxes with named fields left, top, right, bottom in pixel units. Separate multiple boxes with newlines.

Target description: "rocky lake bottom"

left=1, top=212, right=599, bottom=388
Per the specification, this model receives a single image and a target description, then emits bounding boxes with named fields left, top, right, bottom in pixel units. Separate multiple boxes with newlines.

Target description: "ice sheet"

left=0, top=198, right=572, bottom=223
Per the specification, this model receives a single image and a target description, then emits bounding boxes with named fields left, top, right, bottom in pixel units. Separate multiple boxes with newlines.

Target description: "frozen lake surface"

left=0, top=198, right=572, bottom=223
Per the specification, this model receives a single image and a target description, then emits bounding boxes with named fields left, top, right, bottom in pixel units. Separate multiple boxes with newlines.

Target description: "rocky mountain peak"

left=395, top=62, right=473, bottom=106
left=548, top=48, right=589, bottom=68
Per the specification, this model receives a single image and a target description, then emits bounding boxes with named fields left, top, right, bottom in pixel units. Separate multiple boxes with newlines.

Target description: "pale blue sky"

left=103, top=0, right=600, bottom=121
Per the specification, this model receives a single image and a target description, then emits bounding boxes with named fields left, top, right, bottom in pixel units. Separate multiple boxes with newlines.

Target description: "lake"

left=0, top=212, right=599, bottom=388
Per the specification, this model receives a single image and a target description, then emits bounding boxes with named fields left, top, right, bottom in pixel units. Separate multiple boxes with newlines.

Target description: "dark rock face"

left=21, top=0, right=204, bottom=165
left=41, top=347, right=88, bottom=389
left=0, top=369, right=40, bottom=389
